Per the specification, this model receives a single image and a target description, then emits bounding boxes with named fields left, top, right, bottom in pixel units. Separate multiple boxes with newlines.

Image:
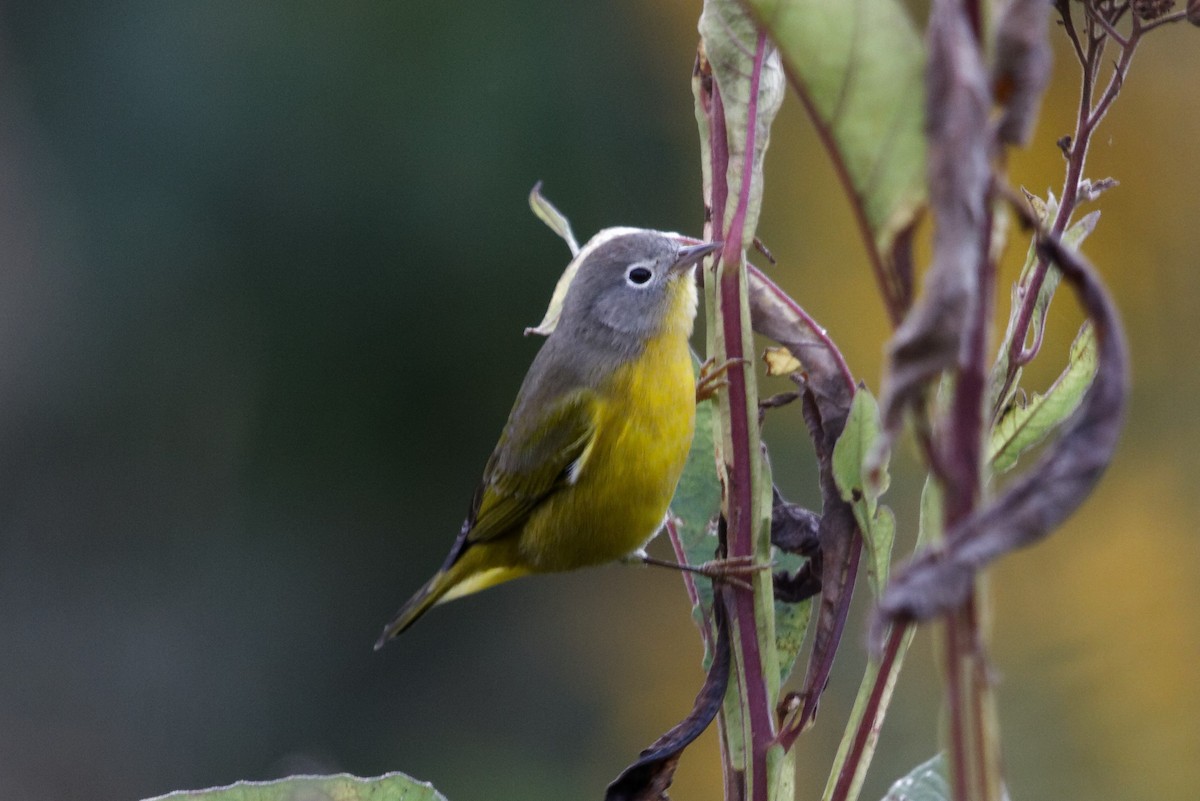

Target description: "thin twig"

left=1139, top=9, right=1188, bottom=32
left=1057, top=0, right=1088, bottom=66
left=1084, top=2, right=1129, bottom=48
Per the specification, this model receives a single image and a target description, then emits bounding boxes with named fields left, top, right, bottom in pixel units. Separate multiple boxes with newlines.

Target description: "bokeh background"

left=1, top=2, right=1196, bottom=800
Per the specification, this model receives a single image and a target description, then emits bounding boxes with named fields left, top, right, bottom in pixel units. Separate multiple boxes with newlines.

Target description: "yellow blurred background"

left=0, top=2, right=1195, bottom=800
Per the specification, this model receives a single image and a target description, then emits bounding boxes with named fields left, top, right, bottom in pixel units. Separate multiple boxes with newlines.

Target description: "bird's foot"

left=695, top=356, right=749, bottom=403
left=638, top=553, right=770, bottom=592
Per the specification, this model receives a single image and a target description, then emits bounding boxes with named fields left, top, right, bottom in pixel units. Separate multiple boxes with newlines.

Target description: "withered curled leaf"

left=875, top=228, right=1128, bottom=634
left=992, top=0, right=1053, bottom=146
left=879, top=1, right=991, bottom=436
left=605, top=602, right=731, bottom=801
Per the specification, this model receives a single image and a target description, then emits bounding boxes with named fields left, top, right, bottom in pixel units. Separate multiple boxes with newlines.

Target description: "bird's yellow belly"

left=518, top=335, right=696, bottom=572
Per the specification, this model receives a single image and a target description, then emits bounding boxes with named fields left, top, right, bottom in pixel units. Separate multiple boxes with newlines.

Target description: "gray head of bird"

left=556, top=228, right=721, bottom=345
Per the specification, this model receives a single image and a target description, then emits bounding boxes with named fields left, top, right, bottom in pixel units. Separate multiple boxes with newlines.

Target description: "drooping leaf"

left=880, top=754, right=950, bottom=801
left=990, top=323, right=1098, bottom=473
left=770, top=487, right=821, bottom=630
left=748, top=264, right=855, bottom=435
left=879, top=1, right=990, bottom=437
left=779, top=389, right=863, bottom=744
left=528, top=181, right=580, bottom=256
left=743, top=267, right=863, bottom=739
left=605, top=603, right=731, bottom=801
left=524, top=184, right=582, bottom=337
left=142, top=773, right=448, bottom=801
left=832, top=388, right=895, bottom=597
left=746, top=0, right=926, bottom=314
left=991, top=0, right=1053, bottom=146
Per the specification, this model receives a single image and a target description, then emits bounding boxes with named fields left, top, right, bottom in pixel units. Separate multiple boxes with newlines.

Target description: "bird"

left=375, top=228, right=720, bottom=648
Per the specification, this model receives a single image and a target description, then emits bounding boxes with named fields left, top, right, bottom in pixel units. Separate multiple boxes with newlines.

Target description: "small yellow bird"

left=375, top=228, right=719, bottom=647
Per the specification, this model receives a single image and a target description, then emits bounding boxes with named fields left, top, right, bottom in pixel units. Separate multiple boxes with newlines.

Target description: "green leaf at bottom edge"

left=881, top=754, right=948, bottom=801
left=142, top=772, right=449, bottom=801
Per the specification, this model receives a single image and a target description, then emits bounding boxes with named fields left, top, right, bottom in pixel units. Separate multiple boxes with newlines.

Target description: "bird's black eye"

left=627, top=266, right=653, bottom=285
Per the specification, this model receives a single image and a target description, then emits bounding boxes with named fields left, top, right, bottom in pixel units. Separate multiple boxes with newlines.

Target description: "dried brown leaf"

left=879, top=0, right=991, bottom=435
left=992, top=0, right=1053, bottom=146
left=605, top=603, right=732, bottom=801
left=745, top=264, right=861, bottom=731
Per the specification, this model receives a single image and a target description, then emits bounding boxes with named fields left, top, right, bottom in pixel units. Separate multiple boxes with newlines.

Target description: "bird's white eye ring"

left=626, top=265, right=654, bottom=286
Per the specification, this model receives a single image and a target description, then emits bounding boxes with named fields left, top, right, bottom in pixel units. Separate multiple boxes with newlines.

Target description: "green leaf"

left=524, top=184, right=582, bottom=337
left=880, top=754, right=949, bottom=801
left=754, top=446, right=793, bottom=687
left=142, top=773, right=449, bottom=801
left=989, top=197, right=1100, bottom=413
left=880, top=758, right=1010, bottom=801
left=821, top=476, right=935, bottom=801
left=746, top=0, right=926, bottom=259
left=528, top=181, right=580, bottom=257
left=754, top=447, right=813, bottom=684
left=832, top=388, right=894, bottom=597
left=989, top=323, right=1098, bottom=474
left=918, top=474, right=943, bottom=549
left=821, top=622, right=917, bottom=801
left=1034, top=211, right=1099, bottom=335
left=773, top=544, right=813, bottom=684
left=670, top=361, right=722, bottom=620
left=698, top=0, right=785, bottom=249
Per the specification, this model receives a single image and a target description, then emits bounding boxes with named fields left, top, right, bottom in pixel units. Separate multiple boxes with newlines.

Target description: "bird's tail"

left=374, top=570, right=455, bottom=649
left=374, top=558, right=529, bottom=649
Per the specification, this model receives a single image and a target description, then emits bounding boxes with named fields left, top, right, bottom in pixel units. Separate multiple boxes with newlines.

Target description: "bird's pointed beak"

left=670, top=241, right=722, bottom=274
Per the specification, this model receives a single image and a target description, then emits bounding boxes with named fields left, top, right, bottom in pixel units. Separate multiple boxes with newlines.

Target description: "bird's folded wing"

left=464, top=389, right=602, bottom=546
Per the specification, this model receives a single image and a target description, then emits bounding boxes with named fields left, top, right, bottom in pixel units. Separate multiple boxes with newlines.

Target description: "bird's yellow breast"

left=517, top=283, right=698, bottom=571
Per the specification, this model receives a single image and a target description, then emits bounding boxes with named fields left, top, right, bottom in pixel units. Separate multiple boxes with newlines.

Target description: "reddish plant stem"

left=965, top=0, right=983, bottom=42
left=827, top=624, right=906, bottom=801
left=714, top=31, right=777, bottom=801
left=967, top=596, right=992, bottom=801
left=944, top=612, right=972, bottom=801
left=720, top=31, right=777, bottom=801
left=945, top=183, right=994, bottom=523
left=704, top=68, right=741, bottom=801
left=998, top=3, right=1143, bottom=409
left=942, top=153, right=997, bottom=800
left=666, top=518, right=712, bottom=646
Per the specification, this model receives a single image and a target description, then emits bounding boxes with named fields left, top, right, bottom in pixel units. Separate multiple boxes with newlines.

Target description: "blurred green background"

left=0, top=2, right=1196, bottom=800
